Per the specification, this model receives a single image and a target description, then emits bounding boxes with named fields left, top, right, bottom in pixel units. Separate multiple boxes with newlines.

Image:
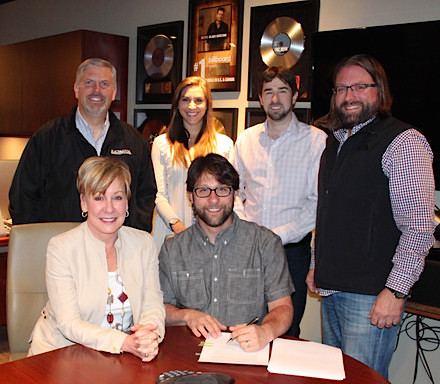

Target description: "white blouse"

left=151, top=132, right=233, bottom=249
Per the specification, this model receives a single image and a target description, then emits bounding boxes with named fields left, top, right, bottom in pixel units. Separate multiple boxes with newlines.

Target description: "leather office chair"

left=6, top=222, right=79, bottom=361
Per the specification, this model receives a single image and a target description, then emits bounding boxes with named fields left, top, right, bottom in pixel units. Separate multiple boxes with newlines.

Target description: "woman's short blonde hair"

left=76, top=156, right=131, bottom=199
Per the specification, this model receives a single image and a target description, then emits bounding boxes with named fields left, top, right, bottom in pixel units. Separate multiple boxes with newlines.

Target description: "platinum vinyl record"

left=144, top=34, right=174, bottom=80
left=260, top=16, right=305, bottom=68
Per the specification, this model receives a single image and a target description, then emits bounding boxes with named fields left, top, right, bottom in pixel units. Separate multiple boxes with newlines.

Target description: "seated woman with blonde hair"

left=151, top=76, right=233, bottom=248
left=29, top=156, right=165, bottom=361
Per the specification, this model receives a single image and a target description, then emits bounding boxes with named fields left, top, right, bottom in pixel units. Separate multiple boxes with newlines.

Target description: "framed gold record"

left=136, top=21, right=183, bottom=104
left=248, top=0, right=319, bottom=101
left=134, top=108, right=170, bottom=148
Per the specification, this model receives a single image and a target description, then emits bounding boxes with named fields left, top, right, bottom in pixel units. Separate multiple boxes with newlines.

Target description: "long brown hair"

left=167, top=76, right=217, bottom=168
left=316, top=54, right=393, bottom=132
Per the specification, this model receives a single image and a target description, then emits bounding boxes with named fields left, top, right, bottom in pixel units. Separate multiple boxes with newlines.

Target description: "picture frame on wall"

left=294, top=108, right=312, bottom=125
left=245, top=107, right=311, bottom=129
left=245, top=107, right=266, bottom=129
left=134, top=108, right=170, bottom=146
left=187, top=0, right=243, bottom=92
left=212, top=108, right=238, bottom=141
left=247, top=0, right=320, bottom=101
left=136, top=21, right=184, bottom=104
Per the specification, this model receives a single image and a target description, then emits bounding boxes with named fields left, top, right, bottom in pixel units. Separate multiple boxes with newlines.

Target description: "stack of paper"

left=198, top=333, right=345, bottom=380
left=268, top=338, right=346, bottom=380
left=198, top=332, right=269, bottom=366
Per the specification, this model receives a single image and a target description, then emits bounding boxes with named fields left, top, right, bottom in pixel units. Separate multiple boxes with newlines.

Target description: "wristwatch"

left=387, top=287, right=407, bottom=299
left=169, top=218, right=180, bottom=229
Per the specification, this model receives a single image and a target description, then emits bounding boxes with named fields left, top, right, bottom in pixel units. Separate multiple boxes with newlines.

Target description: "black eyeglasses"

left=193, top=186, right=233, bottom=198
left=332, top=83, right=377, bottom=95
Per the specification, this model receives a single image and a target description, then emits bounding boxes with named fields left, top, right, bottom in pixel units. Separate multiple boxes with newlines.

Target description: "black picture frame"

left=247, top=0, right=320, bottom=101
left=212, top=108, right=238, bottom=141
left=245, top=107, right=311, bottom=129
left=245, top=107, right=265, bottom=129
left=187, top=0, right=243, bottom=92
left=136, top=21, right=184, bottom=104
left=134, top=108, right=170, bottom=146
left=294, top=108, right=311, bottom=125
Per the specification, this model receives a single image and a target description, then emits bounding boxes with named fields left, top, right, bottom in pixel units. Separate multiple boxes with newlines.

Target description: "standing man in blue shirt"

left=9, top=58, right=156, bottom=232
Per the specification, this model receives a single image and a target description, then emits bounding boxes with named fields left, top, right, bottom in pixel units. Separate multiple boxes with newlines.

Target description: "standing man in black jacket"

left=306, top=54, right=435, bottom=379
left=9, top=58, right=156, bottom=232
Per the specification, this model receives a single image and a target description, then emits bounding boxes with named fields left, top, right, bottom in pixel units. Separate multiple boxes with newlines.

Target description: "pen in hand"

left=226, top=317, right=259, bottom=344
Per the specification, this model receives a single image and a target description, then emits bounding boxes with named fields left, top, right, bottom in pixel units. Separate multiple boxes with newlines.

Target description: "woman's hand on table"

left=122, top=323, right=159, bottom=362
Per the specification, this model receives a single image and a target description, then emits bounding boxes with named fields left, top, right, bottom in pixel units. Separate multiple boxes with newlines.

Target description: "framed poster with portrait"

left=187, top=0, right=243, bottom=92
left=248, top=0, right=320, bottom=101
left=136, top=21, right=184, bottom=104
left=212, top=108, right=238, bottom=141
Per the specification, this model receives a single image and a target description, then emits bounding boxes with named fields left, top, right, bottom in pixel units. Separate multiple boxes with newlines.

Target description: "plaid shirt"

left=159, top=213, right=294, bottom=326
left=312, top=117, right=435, bottom=296
left=232, top=113, right=327, bottom=245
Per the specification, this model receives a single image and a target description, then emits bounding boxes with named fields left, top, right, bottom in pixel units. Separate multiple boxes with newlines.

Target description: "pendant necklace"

left=107, top=271, right=129, bottom=330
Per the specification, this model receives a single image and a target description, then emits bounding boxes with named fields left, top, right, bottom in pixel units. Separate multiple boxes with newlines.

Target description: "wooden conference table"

left=0, top=326, right=389, bottom=383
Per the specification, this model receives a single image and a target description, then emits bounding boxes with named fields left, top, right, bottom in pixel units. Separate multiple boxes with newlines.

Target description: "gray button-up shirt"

left=159, top=213, right=294, bottom=326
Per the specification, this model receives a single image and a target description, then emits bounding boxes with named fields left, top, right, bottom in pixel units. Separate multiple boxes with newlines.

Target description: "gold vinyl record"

left=260, top=17, right=305, bottom=68
left=144, top=34, right=174, bottom=80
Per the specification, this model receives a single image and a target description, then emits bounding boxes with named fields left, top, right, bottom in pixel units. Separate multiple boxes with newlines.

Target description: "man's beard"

left=85, top=93, right=108, bottom=115
left=336, top=100, right=378, bottom=128
left=193, top=204, right=233, bottom=228
left=267, top=104, right=291, bottom=121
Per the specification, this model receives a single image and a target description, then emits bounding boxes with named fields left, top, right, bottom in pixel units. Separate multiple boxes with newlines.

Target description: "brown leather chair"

left=6, top=222, right=79, bottom=360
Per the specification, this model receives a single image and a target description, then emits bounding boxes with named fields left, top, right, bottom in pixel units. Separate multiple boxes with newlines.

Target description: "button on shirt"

left=232, top=113, right=327, bottom=245
left=158, top=213, right=294, bottom=326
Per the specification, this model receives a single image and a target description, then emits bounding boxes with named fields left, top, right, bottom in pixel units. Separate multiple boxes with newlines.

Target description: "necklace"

left=106, top=271, right=128, bottom=330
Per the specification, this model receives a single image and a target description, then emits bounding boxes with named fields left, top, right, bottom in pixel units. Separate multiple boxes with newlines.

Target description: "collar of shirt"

left=333, top=116, right=376, bottom=146
left=194, top=212, right=238, bottom=246
left=262, top=112, right=299, bottom=143
left=75, top=109, right=110, bottom=155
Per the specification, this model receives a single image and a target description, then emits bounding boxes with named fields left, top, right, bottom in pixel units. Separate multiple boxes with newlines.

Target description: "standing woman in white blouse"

left=151, top=76, right=233, bottom=248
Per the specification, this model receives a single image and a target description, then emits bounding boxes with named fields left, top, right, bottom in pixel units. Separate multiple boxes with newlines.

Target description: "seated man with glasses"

left=159, top=153, right=294, bottom=352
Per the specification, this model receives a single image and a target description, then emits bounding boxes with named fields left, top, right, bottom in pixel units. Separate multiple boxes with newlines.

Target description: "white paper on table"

left=198, top=332, right=269, bottom=366
left=267, top=338, right=346, bottom=380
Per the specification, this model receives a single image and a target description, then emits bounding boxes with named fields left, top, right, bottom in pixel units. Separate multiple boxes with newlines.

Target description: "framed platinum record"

left=248, top=0, right=319, bottom=101
left=136, top=21, right=184, bottom=104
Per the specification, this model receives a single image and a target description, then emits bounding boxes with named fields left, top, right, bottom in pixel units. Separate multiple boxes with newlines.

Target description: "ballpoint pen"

left=226, top=316, right=259, bottom=344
